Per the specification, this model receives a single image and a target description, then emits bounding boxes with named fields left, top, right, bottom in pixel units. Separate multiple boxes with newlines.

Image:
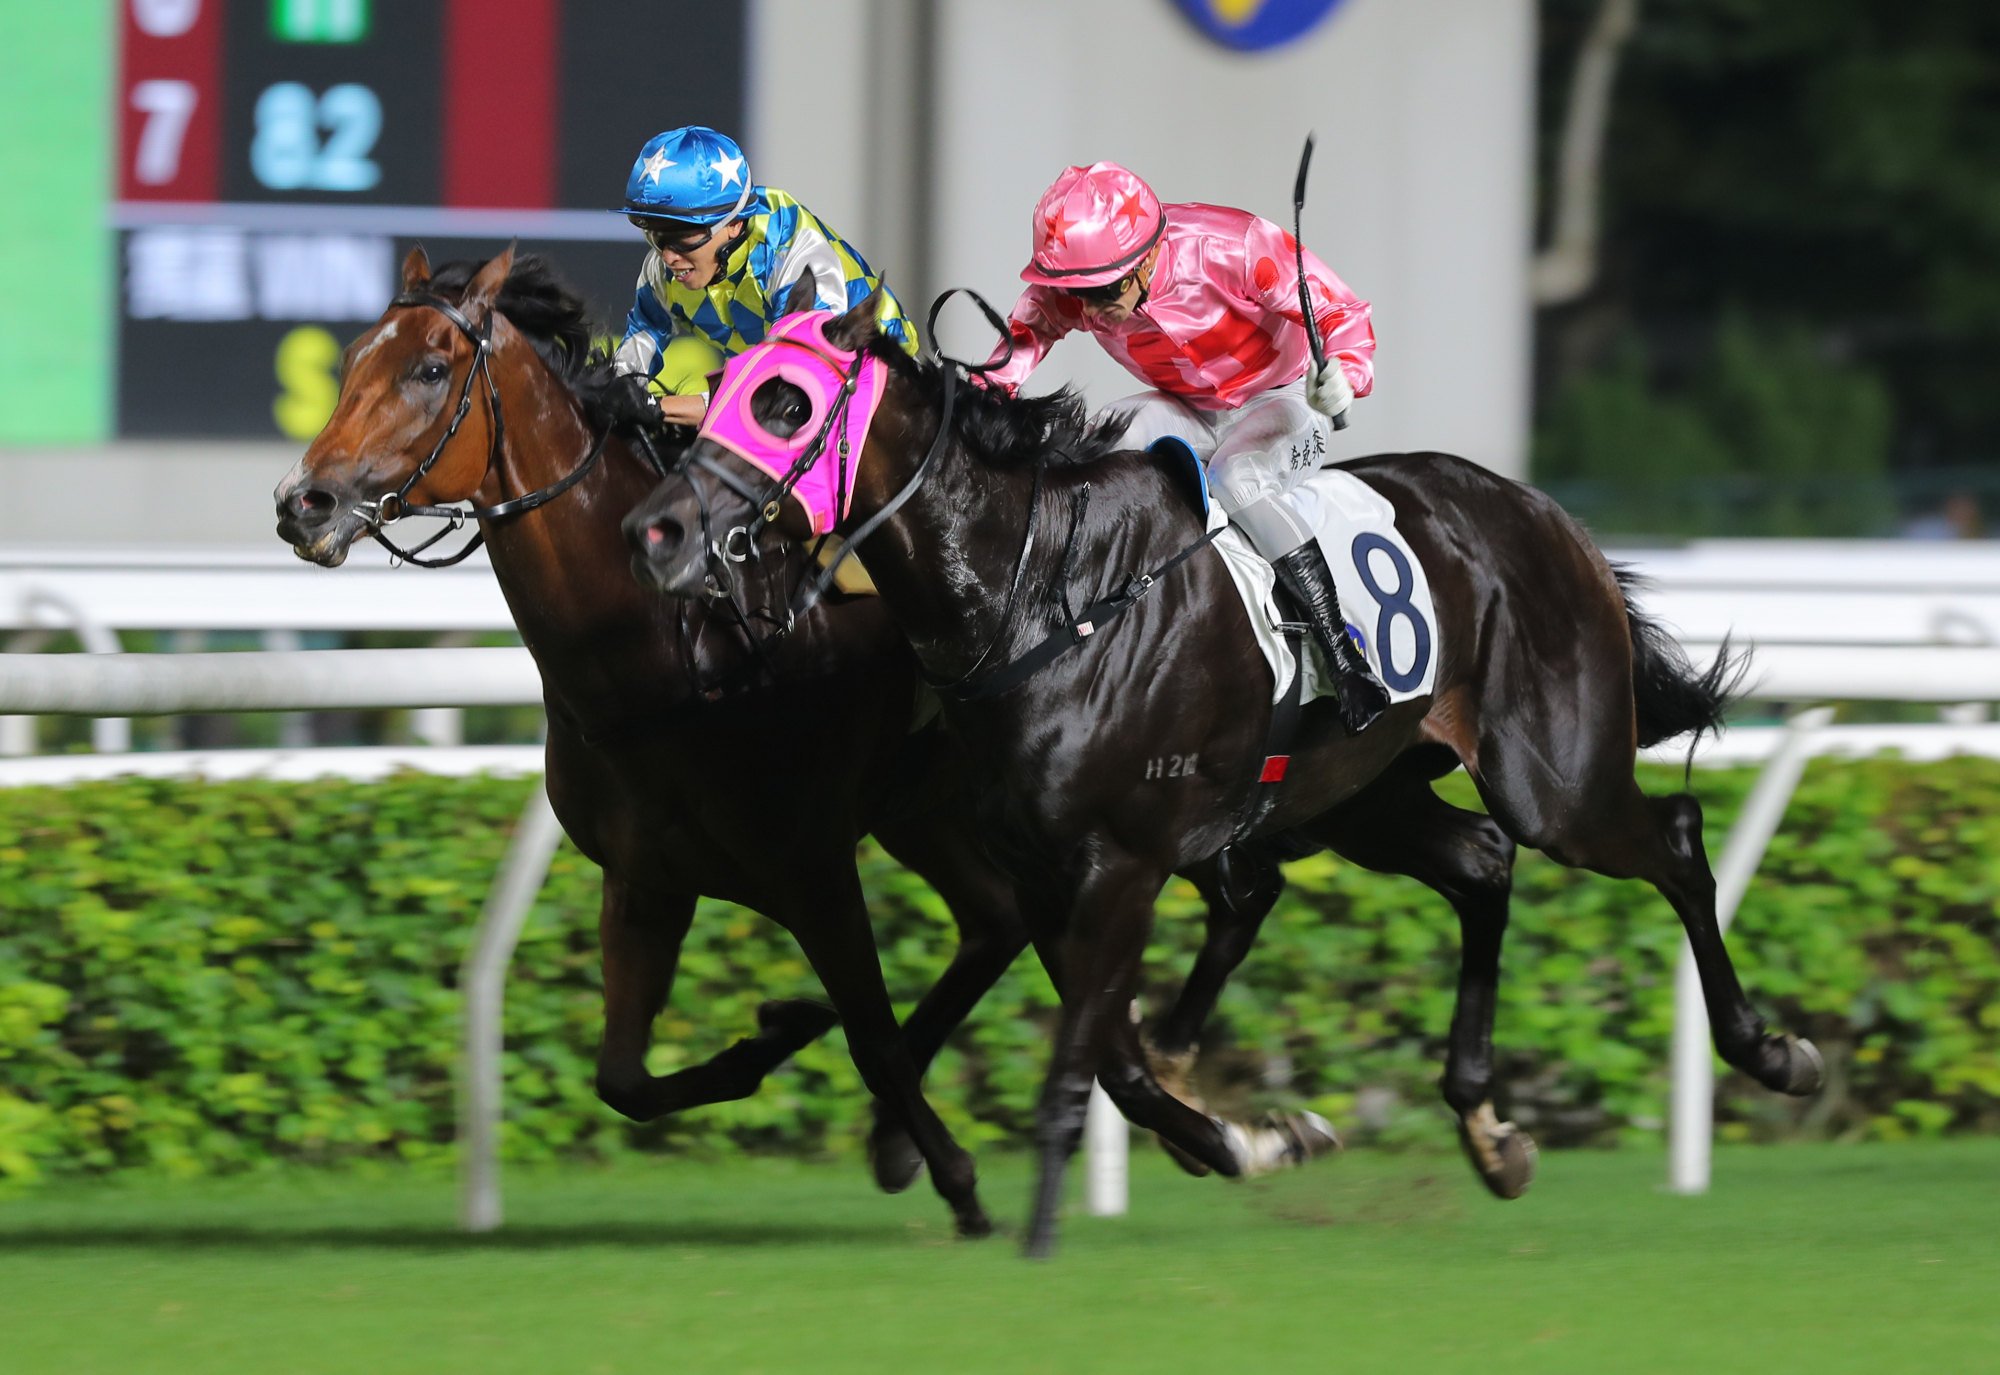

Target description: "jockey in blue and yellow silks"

left=614, top=126, right=918, bottom=426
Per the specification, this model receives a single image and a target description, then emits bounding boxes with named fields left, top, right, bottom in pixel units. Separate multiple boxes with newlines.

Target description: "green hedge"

left=2, top=760, right=1998, bottom=1184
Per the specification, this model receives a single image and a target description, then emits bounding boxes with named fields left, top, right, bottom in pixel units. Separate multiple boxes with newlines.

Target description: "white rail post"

left=18, top=589, right=130, bottom=753
left=1668, top=704, right=1836, bottom=1195
left=1085, top=1080, right=1127, bottom=1216
left=261, top=629, right=314, bottom=748
left=458, top=779, right=566, bottom=1232
left=412, top=631, right=473, bottom=747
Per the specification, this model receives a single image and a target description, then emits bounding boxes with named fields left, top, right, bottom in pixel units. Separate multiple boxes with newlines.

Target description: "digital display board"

left=113, top=0, right=745, bottom=438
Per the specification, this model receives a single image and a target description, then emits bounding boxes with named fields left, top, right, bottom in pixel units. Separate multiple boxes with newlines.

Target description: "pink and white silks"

left=987, top=201, right=1377, bottom=558
left=698, top=310, right=890, bottom=537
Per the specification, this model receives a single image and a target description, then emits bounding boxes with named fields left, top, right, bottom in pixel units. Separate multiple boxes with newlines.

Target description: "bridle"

left=686, top=289, right=1014, bottom=640
left=679, top=289, right=1223, bottom=706
left=353, top=290, right=609, bottom=568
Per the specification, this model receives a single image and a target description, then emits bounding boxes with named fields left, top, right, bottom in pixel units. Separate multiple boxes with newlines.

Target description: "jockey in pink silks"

left=983, top=161, right=1389, bottom=733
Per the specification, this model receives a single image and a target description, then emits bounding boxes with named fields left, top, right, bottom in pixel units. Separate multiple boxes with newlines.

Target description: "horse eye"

left=416, top=360, right=450, bottom=385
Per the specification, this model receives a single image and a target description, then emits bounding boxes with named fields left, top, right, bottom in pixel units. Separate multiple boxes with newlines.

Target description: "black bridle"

left=685, top=290, right=1009, bottom=637
left=683, top=290, right=1220, bottom=704
left=355, top=291, right=609, bottom=568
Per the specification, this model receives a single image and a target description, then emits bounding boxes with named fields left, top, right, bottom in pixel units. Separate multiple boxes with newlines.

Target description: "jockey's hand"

left=1305, top=359, right=1354, bottom=421
left=655, top=392, right=708, bottom=426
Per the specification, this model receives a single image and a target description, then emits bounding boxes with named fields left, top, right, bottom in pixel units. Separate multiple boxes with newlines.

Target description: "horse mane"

left=424, top=254, right=683, bottom=449
left=870, top=341, right=1131, bottom=468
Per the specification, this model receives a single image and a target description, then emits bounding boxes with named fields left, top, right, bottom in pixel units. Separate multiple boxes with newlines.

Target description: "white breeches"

left=1098, top=380, right=1333, bottom=558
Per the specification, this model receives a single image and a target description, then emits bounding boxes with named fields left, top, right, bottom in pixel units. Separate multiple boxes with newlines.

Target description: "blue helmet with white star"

left=621, top=126, right=769, bottom=225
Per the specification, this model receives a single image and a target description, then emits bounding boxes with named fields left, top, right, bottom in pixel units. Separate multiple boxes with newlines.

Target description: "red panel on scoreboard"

left=118, top=0, right=223, bottom=202
left=442, top=0, right=558, bottom=209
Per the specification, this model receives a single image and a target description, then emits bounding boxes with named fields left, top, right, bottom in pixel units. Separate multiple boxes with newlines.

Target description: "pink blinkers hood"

left=696, top=311, right=890, bottom=536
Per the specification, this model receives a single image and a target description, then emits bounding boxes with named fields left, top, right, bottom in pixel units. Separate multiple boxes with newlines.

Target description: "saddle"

left=1145, top=438, right=1440, bottom=708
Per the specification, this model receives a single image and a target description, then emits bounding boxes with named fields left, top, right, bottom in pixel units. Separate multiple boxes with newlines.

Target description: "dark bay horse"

left=627, top=290, right=1822, bottom=1257
left=271, top=250, right=1310, bottom=1239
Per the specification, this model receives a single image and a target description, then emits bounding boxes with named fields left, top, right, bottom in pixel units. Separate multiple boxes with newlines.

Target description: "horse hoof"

left=1457, top=1104, right=1536, bottom=1199
left=1777, top=1035, right=1824, bottom=1096
left=1465, top=1121, right=1537, bottom=1200
left=755, top=998, right=839, bottom=1043
left=1278, top=1110, right=1342, bottom=1164
left=867, top=1125, right=926, bottom=1194
left=1156, top=1135, right=1213, bottom=1178
left=1220, top=1110, right=1341, bottom=1177
left=1749, top=1032, right=1823, bottom=1096
left=955, top=1207, right=994, bottom=1240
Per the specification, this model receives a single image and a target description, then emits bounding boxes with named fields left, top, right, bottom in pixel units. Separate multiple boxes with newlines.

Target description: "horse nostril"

left=627, top=508, right=681, bottom=555
left=284, top=487, right=338, bottom=524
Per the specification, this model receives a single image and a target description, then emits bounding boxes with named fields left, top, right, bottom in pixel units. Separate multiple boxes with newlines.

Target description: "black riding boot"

left=1271, top=540, right=1391, bottom=735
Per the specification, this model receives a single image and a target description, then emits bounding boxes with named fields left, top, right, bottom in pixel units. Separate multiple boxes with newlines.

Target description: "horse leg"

left=1139, top=846, right=1286, bottom=1177
left=1305, top=774, right=1536, bottom=1198
left=1153, top=846, right=1284, bottom=1065
left=866, top=815, right=1031, bottom=1193
left=593, top=879, right=838, bottom=1121
left=779, top=863, right=992, bottom=1238
left=1474, top=759, right=1822, bottom=1099
left=1639, top=790, right=1822, bottom=1093
left=1024, top=852, right=1246, bottom=1258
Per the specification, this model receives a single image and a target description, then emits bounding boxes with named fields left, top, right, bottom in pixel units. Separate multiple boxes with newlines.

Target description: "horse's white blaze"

left=349, top=317, right=401, bottom=369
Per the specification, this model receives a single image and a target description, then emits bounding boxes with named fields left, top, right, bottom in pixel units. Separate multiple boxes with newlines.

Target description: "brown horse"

left=272, top=250, right=1318, bottom=1239
left=626, top=290, right=1819, bottom=1257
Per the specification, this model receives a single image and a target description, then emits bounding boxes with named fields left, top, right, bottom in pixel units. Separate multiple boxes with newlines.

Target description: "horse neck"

left=850, top=392, right=1053, bottom=683
left=472, top=353, right=661, bottom=672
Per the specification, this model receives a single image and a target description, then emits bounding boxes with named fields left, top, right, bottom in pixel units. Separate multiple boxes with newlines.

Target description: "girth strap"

left=1235, top=622, right=1308, bottom=838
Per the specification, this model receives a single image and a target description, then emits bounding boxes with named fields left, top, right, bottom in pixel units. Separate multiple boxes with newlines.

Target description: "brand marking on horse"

left=1145, top=753, right=1199, bottom=780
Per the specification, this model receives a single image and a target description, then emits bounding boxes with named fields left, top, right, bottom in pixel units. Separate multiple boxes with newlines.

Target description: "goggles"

left=633, top=218, right=724, bottom=257
left=1062, top=271, right=1140, bottom=305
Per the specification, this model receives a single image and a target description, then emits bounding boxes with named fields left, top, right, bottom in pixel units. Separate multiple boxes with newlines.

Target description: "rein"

left=355, top=290, right=609, bottom=568
left=937, top=496, right=1221, bottom=703
left=694, top=290, right=1010, bottom=634
left=911, top=295, right=1221, bottom=702
left=691, top=287, right=1223, bottom=701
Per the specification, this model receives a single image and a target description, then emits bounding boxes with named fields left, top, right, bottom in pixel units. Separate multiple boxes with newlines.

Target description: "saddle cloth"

left=1201, top=468, right=1441, bottom=707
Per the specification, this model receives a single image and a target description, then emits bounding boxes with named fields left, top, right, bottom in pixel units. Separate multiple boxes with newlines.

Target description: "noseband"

left=355, top=290, right=609, bottom=568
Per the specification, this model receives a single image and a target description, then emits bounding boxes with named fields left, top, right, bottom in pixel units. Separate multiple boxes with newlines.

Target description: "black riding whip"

left=1292, top=133, right=1348, bottom=431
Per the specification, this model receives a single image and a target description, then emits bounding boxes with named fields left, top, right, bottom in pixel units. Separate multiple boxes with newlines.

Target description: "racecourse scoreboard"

left=114, top=0, right=744, bottom=438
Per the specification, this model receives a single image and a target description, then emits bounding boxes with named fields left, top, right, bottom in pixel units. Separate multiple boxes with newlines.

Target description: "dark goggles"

left=1062, top=272, right=1140, bottom=304
left=632, top=217, right=721, bottom=257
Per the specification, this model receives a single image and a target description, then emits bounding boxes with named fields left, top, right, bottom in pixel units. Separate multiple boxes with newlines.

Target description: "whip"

left=1292, top=133, right=1348, bottom=431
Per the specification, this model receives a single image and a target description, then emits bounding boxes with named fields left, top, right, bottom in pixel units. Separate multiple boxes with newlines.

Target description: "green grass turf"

left=1, top=1141, right=1995, bottom=1374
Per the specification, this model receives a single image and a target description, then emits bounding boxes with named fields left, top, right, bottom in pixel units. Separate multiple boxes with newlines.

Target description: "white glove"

left=1305, top=359, right=1354, bottom=420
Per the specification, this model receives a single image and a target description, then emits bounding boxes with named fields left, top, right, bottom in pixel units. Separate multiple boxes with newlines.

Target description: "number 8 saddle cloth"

left=1155, top=438, right=1441, bottom=708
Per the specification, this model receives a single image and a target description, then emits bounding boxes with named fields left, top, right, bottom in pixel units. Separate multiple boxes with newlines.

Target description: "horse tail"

left=1614, top=564, right=1749, bottom=749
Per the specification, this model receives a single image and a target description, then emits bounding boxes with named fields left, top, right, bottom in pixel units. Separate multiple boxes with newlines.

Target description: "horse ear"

left=777, top=273, right=818, bottom=320
left=401, top=246, right=431, bottom=292
left=824, top=284, right=884, bottom=353
left=463, top=242, right=516, bottom=321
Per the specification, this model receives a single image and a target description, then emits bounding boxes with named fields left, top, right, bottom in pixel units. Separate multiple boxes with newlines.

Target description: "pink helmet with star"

left=1019, top=162, right=1166, bottom=288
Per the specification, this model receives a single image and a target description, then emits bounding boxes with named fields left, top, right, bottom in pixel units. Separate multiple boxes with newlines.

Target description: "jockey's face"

left=640, top=218, right=747, bottom=290
left=1067, top=245, right=1160, bottom=326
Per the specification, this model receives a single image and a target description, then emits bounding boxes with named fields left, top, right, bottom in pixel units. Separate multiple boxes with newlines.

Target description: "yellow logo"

left=273, top=326, right=341, bottom=440
left=1211, top=0, right=1270, bottom=26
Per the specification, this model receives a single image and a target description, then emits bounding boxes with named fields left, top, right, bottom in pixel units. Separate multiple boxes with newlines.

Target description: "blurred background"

left=7, top=1, right=1997, bottom=539
left=1, top=4, right=1997, bottom=1369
